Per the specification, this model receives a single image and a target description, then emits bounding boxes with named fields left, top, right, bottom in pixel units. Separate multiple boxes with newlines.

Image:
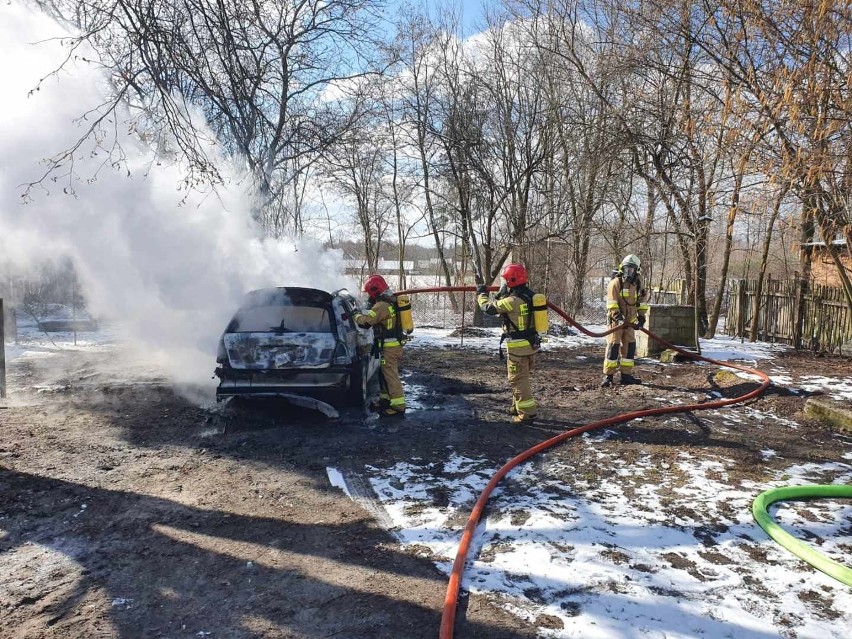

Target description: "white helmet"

left=620, top=254, right=641, bottom=270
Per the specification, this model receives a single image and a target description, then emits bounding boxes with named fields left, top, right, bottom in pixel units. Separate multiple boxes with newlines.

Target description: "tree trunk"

left=749, top=187, right=786, bottom=341
left=641, top=177, right=657, bottom=287
left=666, top=201, right=694, bottom=303
left=569, top=233, right=591, bottom=316
left=794, top=206, right=816, bottom=350
left=417, top=142, right=457, bottom=312
left=816, top=216, right=852, bottom=312
left=707, top=165, right=754, bottom=339
left=695, top=205, right=710, bottom=336
left=706, top=198, right=737, bottom=339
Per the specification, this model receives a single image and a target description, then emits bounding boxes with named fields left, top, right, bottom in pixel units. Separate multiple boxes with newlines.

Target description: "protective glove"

left=496, top=283, right=509, bottom=298
left=636, top=315, right=646, bottom=328
left=610, top=311, right=624, bottom=324
left=476, top=284, right=488, bottom=295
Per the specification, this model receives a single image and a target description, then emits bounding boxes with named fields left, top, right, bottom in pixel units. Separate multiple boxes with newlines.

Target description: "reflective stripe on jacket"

left=354, top=299, right=401, bottom=348
left=607, top=277, right=650, bottom=324
left=478, top=291, right=538, bottom=356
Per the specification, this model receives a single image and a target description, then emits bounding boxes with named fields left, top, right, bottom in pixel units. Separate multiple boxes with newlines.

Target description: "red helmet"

left=363, top=274, right=389, bottom=297
left=501, top=263, right=528, bottom=287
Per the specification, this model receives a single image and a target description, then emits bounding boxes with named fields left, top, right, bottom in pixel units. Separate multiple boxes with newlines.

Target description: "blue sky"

left=388, top=0, right=492, bottom=36
left=455, top=0, right=490, bottom=33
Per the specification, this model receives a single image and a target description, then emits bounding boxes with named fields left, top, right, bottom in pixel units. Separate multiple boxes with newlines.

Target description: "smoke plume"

left=0, top=4, right=354, bottom=389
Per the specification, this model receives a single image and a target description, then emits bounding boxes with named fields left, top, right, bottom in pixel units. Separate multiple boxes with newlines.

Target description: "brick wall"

left=810, top=251, right=852, bottom=287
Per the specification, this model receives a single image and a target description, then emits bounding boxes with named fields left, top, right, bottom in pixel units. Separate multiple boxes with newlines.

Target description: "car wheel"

left=347, top=358, right=369, bottom=408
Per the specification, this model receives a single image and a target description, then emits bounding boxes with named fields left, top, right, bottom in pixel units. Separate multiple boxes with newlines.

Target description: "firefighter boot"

left=600, top=375, right=614, bottom=388
left=620, top=373, right=640, bottom=386
left=370, top=398, right=390, bottom=412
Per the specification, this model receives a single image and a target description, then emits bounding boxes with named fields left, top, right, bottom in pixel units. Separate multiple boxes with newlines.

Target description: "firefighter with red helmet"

left=477, top=263, right=541, bottom=423
left=602, top=254, right=650, bottom=387
left=353, top=274, right=406, bottom=418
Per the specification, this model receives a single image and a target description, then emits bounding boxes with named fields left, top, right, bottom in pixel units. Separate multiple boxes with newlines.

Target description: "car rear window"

left=229, top=305, right=333, bottom=333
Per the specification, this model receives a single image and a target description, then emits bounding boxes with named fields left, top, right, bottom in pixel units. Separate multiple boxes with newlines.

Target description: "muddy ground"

left=1, top=338, right=850, bottom=639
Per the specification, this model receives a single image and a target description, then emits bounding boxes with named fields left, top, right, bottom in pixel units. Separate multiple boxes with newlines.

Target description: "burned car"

left=214, top=287, right=379, bottom=413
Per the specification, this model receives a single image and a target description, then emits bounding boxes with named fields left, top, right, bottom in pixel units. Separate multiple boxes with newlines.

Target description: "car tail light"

left=216, top=340, right=228, bottom=364
left=333, top=341, right=349, bottom=365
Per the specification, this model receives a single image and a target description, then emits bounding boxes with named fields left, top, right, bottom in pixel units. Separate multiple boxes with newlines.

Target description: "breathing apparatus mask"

left=619, top=254, right=641, bottom=285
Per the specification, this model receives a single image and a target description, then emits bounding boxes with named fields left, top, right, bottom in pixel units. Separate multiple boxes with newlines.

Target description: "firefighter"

left=477, top=263, right=541, bottom=423
left=353, top=274, right=406, bottom=418
left=602, top=254, right=650, bottom=387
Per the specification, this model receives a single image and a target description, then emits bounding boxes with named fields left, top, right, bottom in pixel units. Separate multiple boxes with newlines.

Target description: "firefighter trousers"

left=380, top=345, right=405, bottom=411
left=603, top=326, right=636, bottom=375
left=507, top=352, right=537, bottom=418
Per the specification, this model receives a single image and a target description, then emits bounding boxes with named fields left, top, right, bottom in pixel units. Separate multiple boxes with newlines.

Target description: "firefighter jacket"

left=478, top=286, right=540, bottom=356
left=354, top=298, right=403, bottom=349
left=606, top=275, right=650, bottom=325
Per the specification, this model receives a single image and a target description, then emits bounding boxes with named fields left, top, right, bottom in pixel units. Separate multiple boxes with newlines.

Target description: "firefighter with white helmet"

left=354, top=274, right=408, bottom=418
left=477, top=263, right=548, bottom=423
left=602, top=254, right=650, bottom=387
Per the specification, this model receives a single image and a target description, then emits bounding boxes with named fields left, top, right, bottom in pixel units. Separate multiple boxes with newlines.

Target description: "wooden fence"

left=650, top=279, right=689, bottom=306
left=726, top=279, right=852, bottom=352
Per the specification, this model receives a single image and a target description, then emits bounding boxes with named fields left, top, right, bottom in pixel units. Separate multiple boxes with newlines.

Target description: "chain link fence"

left=407, top=290, right=606, bottom=332
left=405, top=280, right=688, bottom=331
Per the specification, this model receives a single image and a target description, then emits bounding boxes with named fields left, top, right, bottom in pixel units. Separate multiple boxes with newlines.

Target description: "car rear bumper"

left=214, top=367, right=351, bottom=398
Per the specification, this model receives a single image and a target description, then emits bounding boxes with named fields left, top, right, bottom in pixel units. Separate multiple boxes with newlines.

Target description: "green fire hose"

left=752, top=484, right=852, bottom=586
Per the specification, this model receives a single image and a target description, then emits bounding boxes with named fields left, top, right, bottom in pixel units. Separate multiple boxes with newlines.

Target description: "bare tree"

left=477, top=18, right=549, bottom=266
left=697, top=0, right=852, bottom=312
left=531, top=11, right=629, bottom=313
left=518, top=0, right=758, bottom=333
left=322, top=111, right=393, bottom=272
left=33, top=0, right=388, bottom=236
left=393, top=11, right=460, bottom=301
left=747, top=185, right=792, bottom=341
left=706, top=110, right=765, bottom=339
left=377, top=72, right=424, bottom=288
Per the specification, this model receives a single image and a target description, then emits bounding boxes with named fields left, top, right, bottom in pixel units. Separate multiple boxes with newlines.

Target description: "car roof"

left=240, top=287, right=334, bottom=308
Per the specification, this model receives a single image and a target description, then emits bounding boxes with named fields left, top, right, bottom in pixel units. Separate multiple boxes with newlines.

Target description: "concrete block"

left=714, top=370, right=738, bottom=384
left=660, top=349, right=681, bottom=363
left=804, top=398, right=852, bottom=432
left=637, top=305, right=696, bottom=358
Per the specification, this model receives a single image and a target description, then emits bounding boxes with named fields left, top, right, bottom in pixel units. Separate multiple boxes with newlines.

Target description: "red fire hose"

left=398, top=286, right=771, bottom=639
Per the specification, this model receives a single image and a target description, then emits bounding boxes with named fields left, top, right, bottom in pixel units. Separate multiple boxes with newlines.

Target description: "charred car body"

left=214, top=287, right=379, bottom=410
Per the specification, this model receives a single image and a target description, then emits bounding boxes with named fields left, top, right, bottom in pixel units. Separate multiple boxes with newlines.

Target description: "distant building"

left=342, top=258, right=416, bottom=275
left=803, top=237, right=851, bottom=286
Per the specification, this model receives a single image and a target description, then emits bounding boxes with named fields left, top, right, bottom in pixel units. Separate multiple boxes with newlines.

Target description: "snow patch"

left=326, top=468, right=351, bottom=497
left=358, top=444, right=852, bottom=638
